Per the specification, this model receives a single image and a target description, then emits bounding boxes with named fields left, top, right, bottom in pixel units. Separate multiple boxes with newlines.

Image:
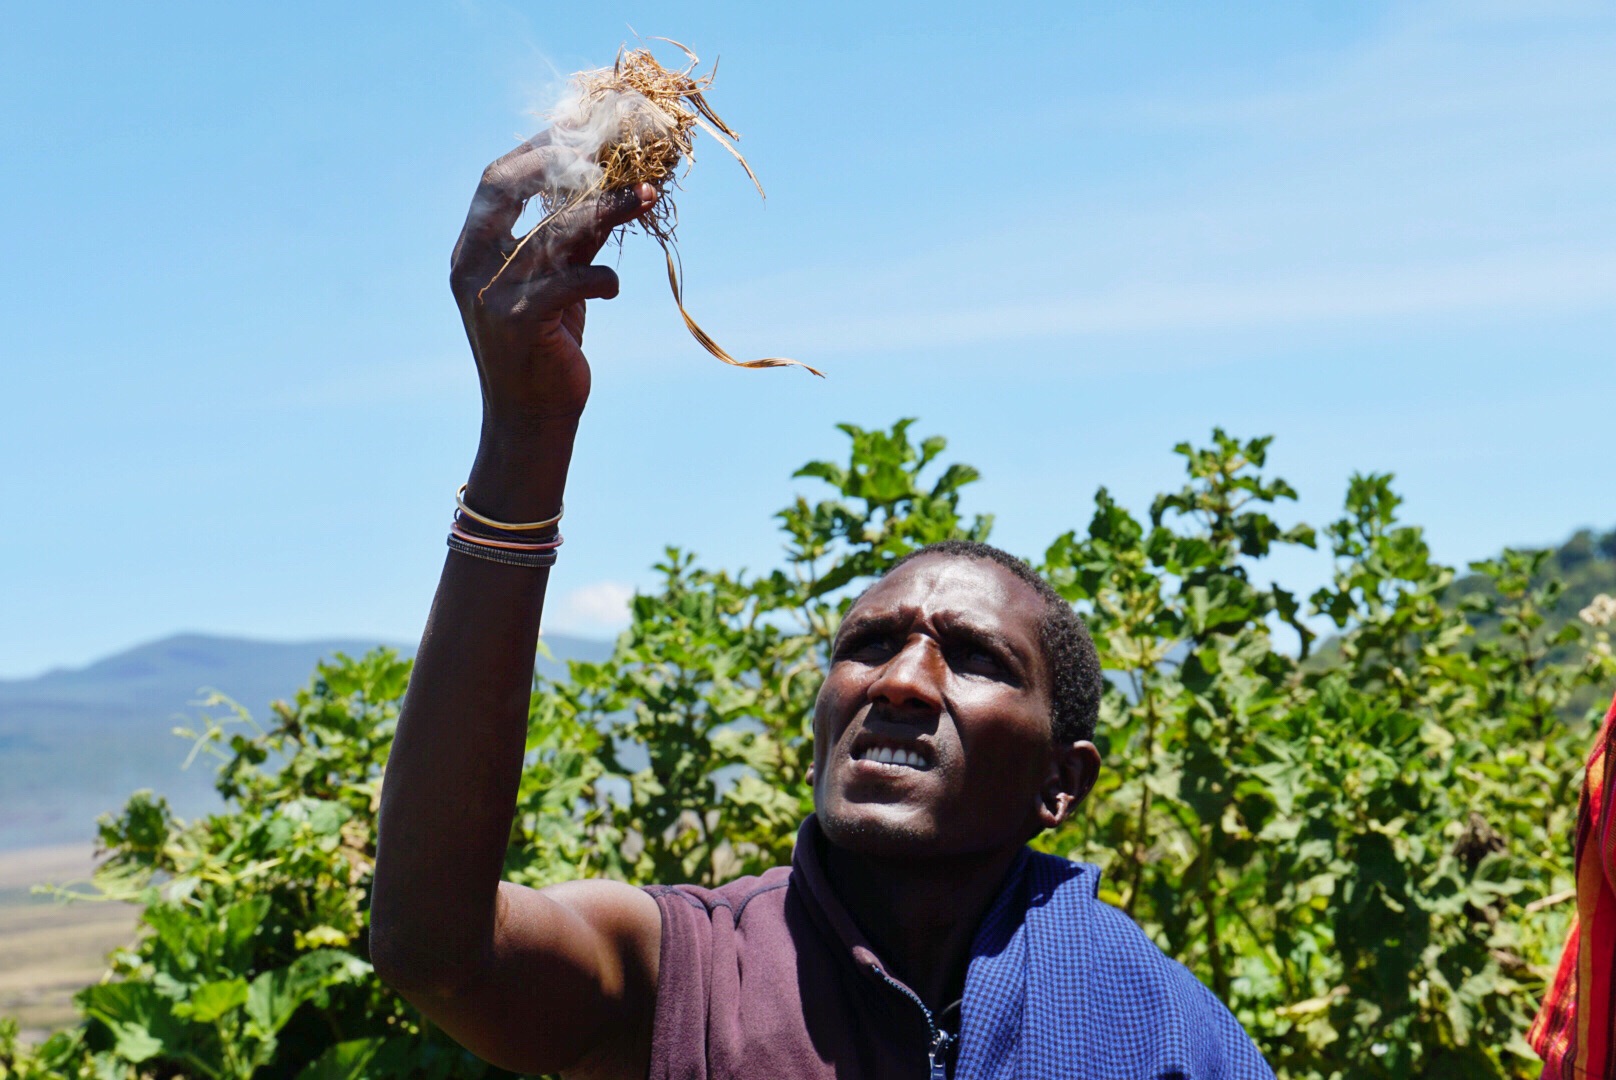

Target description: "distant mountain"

left=1448, top=525, right=1616, bottom=717
left=1449, top=526, right=1616, bottom=630
left=0, top=632, right=611, bottom=852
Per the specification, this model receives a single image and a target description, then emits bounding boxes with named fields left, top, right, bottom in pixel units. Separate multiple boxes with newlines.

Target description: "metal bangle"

left=450, top=521, right=563, bottom=552
left=455, top=484, right=563, bottom=532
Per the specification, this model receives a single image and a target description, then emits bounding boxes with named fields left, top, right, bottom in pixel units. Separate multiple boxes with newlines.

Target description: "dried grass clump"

left=490, top=41, right=819, bottom=377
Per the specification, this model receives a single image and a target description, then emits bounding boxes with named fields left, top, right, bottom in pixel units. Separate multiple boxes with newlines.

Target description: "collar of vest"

left=788, top=815, right=1034, bottom=1002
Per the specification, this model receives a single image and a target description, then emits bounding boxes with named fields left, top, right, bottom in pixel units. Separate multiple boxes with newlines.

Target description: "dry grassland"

left=0, top=845, right=137, bottom=1043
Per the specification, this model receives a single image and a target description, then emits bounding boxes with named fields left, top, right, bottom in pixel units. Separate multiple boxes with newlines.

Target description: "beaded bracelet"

left=446, top=533, right=561, bottom=568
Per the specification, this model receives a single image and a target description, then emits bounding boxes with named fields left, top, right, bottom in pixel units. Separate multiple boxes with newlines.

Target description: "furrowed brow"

left=939, top=616, right=1030, bottom=679
left=832, top=610, right=903, bottom=650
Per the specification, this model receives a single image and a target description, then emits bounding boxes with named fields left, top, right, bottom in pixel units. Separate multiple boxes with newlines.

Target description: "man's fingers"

left=450, top=128, right=657, bottom=303
left=461, top=132, right=574, bottom=246
left=595, top=183, right=660, bottom=237
left=512, top=265, right=621, bottom=315
left=553, top=183, right=659, bottom=267
left=493, top=183, right=657, bottom=287
left=464, top=135, right=654, bottom=253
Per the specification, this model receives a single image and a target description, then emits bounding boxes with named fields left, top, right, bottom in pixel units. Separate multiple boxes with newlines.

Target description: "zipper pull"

left=928, top=1029, right=956, bottom=1080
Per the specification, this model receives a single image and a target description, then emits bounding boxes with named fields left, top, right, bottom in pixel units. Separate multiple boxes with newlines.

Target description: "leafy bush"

left=3, top=421, right=1611, bottom=1079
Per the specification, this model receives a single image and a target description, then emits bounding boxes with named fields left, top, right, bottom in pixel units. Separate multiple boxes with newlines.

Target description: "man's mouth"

left=851, top=740, right=934, bottom=771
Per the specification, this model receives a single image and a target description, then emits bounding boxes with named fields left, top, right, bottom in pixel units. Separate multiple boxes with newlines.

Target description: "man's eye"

left=952, top=645, right=1003, bottom=675
left=837, top=633, right=894, bottom=661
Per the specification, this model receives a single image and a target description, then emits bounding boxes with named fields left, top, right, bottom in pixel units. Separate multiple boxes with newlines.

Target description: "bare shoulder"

left=531, top=877, right=663, bottom=985
left=526, top=879, right=662, bottom=1080
left=392, top=877, right=663, bottom=1078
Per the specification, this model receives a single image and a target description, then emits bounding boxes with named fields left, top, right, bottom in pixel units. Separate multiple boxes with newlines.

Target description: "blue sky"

left=3, top=1, right=1614, bottom=677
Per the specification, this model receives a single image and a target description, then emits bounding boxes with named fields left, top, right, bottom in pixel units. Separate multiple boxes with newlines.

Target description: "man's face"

left=811, top=554, right=1061, bottom=859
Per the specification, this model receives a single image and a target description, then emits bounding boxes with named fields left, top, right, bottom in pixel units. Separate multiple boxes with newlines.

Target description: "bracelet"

left=447, top=534, right=560, bottom=568
left=455, top=484, right=563, bottom=532
left=449, top=522, right=563, bottom=552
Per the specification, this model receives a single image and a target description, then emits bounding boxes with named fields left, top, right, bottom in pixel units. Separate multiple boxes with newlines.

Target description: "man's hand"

left=450, top=130, right=659, bottom=427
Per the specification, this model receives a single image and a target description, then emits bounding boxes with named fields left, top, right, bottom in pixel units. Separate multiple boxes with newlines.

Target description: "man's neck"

left=820, top=837, right=1024, bottom=1012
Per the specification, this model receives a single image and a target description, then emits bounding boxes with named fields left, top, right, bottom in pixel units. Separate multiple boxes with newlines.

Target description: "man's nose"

left=868, top=636, right=944, bottom=714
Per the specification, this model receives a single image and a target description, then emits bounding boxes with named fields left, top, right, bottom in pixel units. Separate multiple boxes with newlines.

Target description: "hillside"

left=0, top=632, right=611, bottom=851
left=1450, top=526, right=1616, bottom=626
left=1448, top=525, right=1616, bottom=717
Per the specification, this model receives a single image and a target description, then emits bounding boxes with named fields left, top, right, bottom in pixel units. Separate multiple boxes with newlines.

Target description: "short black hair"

left=872, top=540, right=1103, bottom=744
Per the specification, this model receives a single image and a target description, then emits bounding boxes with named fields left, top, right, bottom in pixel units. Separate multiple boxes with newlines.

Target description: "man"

left=370, top=134, right=1274, bottom=1079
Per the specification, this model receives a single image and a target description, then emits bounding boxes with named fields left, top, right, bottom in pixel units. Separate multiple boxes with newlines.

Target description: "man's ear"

left=1036, top=740, right=1102, bottom=832
left=805, top=763, right=815, bottom=787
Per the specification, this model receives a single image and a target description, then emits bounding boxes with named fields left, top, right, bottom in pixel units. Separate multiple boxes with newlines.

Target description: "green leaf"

left=173, top=977, right=249, bottom=1022
left=78, top=982, right=181, bottom=1064
left=294, top=1038, right=384, bottom=1080
left=221, top=896, right=271, bottom=961
left=245, top=950, right=372, bottom=1037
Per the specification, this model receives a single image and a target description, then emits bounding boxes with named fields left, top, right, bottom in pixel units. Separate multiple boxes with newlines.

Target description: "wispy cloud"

left=770, top=248, right=1616, bottom=355
left=546, top=580, right=634, bottom=636
left=680, top=0, right=1616, bottom=360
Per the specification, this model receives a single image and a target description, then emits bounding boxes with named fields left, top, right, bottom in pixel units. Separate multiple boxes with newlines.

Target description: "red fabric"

left=1532, top=691, right=1616, bottom=1078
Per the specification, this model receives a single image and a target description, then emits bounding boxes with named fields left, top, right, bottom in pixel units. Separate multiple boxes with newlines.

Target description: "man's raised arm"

left=369, top=137, right=663, bottom=1079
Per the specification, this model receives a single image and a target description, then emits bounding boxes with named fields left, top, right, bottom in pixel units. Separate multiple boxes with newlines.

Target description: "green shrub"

left=3, top=421, right=1610, bottom=1078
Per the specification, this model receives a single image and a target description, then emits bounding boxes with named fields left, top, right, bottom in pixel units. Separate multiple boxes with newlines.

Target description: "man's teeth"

left=857, top=745, right=928, bottom=768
